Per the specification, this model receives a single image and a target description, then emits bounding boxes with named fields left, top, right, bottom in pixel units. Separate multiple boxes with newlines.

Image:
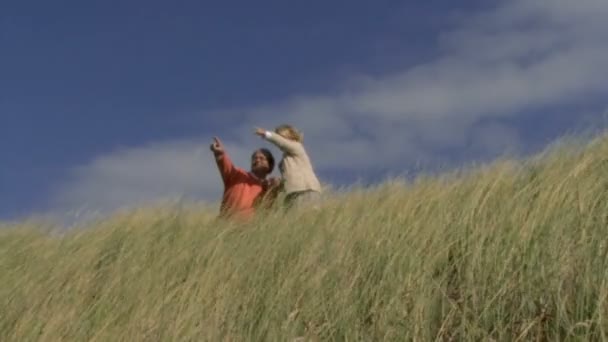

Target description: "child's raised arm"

left=254, top=127, right=303, bottom=155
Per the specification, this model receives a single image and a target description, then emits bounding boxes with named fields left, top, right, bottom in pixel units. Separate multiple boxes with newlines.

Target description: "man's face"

left=251, top=151, right=270, bottom=176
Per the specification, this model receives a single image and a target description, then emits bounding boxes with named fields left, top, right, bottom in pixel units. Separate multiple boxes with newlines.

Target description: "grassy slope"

left=1, top=134, right=608, bottom=341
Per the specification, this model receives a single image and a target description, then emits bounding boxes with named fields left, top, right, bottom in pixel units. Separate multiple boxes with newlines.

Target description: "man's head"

left=250, top=148, right=275, bottom=178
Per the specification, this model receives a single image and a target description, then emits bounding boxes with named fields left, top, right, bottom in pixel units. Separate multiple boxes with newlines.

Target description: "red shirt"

left=215, top=152, right=267, bottom=219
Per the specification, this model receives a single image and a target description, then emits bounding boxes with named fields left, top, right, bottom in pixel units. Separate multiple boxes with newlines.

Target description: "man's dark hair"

left=254, top=148, right=275, bottom=172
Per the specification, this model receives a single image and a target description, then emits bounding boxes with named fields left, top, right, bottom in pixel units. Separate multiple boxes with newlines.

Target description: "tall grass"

left=2, top=134, right=608, bottom=341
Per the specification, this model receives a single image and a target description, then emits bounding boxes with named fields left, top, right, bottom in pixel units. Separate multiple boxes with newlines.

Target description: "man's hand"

left=210, top=137, right=224, bottom=154
left=262, top=176, right=281, bottom=189
left=254, top=127, right=266, bottom=137
left=268, top=176, right=281, bottom=188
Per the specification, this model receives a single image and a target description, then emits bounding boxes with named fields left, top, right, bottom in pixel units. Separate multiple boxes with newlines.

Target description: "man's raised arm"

left=210, top=137, right=236, bottom=184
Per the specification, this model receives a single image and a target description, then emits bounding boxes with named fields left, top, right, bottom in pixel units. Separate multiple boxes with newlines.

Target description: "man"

left=210, top=136, right=280, bottom=219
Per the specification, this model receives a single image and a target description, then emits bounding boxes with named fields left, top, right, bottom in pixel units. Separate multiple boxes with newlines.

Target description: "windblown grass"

left=2, top=134, right=608, bottom=341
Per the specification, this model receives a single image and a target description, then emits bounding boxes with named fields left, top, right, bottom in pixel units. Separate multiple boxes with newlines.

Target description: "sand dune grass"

left=1, top=134, right=608, bottom=340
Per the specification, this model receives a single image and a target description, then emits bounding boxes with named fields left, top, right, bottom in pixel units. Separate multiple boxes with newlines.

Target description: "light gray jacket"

left=263, top=131, right=322, bottom=194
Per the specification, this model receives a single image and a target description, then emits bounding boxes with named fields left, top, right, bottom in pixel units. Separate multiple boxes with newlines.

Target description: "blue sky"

left=2, top=0, right=608, bottom=221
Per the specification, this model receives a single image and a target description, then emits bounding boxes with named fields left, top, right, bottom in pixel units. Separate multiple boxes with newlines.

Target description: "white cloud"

left=47, top=139, right=266, bottom=216
left=48, top=0, right=608, bottom=214
left=469, top=122, right=523, bottom=158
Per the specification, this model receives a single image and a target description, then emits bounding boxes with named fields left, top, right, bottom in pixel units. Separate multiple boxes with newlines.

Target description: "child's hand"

left=254, top=127, right=266, bottom=137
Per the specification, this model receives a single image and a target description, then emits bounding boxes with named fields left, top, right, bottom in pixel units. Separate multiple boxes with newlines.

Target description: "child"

left=255, top=124, right=322, bottom=210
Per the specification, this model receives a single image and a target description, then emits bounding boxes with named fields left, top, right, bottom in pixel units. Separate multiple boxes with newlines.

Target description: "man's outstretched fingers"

left=210, top=136, right=224, bottom=153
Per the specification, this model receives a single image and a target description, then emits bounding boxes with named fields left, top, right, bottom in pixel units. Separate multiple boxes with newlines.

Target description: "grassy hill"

left=1, top=133, right=608, bottom=341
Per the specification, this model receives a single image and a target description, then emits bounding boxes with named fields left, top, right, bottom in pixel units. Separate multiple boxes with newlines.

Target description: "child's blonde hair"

left=274, top=124, right=303, bottom=142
